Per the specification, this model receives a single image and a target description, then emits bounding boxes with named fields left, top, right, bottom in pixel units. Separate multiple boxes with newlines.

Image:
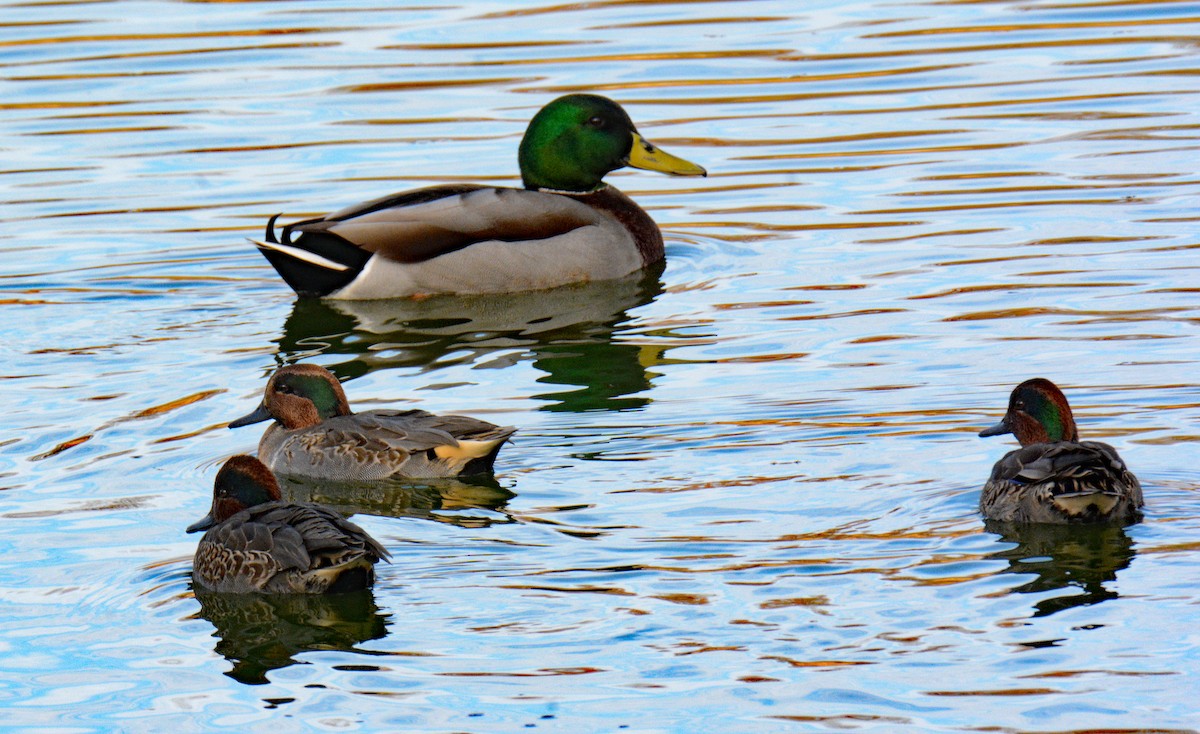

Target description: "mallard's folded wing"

left=280, top=186, right=602, bottom=264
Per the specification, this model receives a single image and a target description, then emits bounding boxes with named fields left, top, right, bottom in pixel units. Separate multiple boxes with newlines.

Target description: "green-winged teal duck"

left=230, top=363, right=516, bottom=480
left=187, top=455, right=390, bottom=594
left=978, top=378, right=1143, bottom=524
left=252, top=94, right=706, bottom=299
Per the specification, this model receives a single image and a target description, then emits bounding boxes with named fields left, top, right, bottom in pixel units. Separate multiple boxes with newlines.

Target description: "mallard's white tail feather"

left=249, top=238, right=350, bottom=272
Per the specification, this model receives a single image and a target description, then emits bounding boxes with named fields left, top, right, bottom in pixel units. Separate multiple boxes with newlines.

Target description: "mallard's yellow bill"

left=627, top=133, right=706, bottom=177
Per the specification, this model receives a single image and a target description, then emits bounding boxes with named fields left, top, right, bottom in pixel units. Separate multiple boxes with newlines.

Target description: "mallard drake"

left=187, top=455, right=390, bottom=594
left=229, top=363, right=516, bottom=480
left=978, top=378, right=1143, bottom=524
left=252, top=93, right=706, bottom=299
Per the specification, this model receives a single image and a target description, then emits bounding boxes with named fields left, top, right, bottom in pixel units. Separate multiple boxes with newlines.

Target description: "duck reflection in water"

left=278, top=473, right=516, bottom=527
left=192, top=586, right=389, bottom=685
left=984, top=520, right=1135, bottom=618
left=274, top=268, right=665, bottom=413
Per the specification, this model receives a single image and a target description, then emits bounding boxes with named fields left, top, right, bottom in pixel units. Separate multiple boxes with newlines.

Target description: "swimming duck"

left=978, top=378, right=1143, bottom=524
left=229, top=363, right=516, bottom=480
left=253, top=93, right=706, bottom=299
left=187, top=455, right=390, bottom=594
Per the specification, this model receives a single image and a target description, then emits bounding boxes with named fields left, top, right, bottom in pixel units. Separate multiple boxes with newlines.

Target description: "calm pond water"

left=3, top=0, right=1200, bottom=730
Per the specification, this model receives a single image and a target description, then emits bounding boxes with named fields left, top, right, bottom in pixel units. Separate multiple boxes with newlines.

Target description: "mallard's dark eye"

left=587, top=115, right=607, bottom=128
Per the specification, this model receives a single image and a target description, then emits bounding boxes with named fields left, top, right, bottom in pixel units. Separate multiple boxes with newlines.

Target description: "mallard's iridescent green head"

left=187, top=455, right=281, bottom=533
left=979, top=378, right=1079, bottom=446
left=228, top=363, right=352, bottom=431
left=518, top=94, right=706, bottom=192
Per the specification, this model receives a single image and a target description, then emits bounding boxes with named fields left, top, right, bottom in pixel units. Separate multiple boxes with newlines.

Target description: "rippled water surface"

left=3, top=0, right=1200, bottom=730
